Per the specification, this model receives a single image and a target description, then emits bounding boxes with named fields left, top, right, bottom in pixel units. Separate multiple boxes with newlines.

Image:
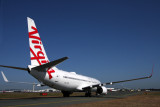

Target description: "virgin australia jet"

left=0, top=17, right=153, bottom=97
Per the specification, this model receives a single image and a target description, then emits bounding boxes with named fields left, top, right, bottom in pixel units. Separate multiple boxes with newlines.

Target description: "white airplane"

left=0, top=17, right=153, bottom=97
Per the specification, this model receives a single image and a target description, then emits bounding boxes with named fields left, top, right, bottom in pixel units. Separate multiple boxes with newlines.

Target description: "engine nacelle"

left=96, top=86, right=107, bottom=95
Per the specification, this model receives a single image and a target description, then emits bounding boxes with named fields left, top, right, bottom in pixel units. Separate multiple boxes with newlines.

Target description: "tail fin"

left=27, top=17, right=49, bottom=66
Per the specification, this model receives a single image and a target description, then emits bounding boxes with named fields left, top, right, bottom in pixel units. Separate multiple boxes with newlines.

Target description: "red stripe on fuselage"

left=47, top=69, right=55, bottom=79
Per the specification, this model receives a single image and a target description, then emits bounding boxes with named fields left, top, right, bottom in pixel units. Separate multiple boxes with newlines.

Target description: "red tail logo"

left=29, top=26, right=55, bottom=79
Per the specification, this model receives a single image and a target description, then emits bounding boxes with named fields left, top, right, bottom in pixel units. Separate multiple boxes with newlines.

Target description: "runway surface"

left=0, top=91, right=141, bottom=107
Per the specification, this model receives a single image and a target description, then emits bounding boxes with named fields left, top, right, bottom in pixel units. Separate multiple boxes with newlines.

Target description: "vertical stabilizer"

left=27, top=17, right=49, bottom=66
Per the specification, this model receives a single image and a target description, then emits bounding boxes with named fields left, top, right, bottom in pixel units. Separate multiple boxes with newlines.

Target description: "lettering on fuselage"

left=29, top=26, right=55, bottom=79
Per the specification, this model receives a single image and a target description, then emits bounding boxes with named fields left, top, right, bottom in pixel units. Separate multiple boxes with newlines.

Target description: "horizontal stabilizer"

left=0, top=65, right=28, bottom=71
left=32, top=57, right=68, bottom=71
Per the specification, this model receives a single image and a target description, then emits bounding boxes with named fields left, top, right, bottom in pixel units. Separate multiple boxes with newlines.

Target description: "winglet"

left=149, top=64, right=154, bottom=78
left=1, top=71, right=9, bottom=82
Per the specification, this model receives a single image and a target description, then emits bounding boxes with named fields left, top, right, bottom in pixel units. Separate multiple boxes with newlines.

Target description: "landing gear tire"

left=85, top=91, right=91, bottom=97
left=62, top=91, right=71, bottom=97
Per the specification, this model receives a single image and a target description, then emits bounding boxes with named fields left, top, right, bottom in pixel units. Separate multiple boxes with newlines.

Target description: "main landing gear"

left=85, top=90, right=91, bottom=97
left=62, top=91, right=72, bottom=97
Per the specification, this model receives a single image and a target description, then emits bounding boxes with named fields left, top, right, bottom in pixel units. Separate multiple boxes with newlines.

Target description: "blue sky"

left=0, top=0, right=160, bottom=90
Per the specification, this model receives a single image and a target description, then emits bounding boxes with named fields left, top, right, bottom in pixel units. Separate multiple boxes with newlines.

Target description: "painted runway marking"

left=5, top=98, right=102, bottom=107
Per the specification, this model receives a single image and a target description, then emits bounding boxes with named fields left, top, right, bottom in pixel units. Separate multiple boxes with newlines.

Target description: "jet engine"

left=96, top=86, right=107, bottom=95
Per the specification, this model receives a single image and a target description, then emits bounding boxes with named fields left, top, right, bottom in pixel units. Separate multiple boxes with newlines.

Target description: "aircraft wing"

left=83, top=66, right=154, bottom=90
left=1, top=71, right=45, bottom=86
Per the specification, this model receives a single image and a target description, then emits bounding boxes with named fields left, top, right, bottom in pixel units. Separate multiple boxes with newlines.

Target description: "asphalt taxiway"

left=0, top=91, right=142, bottom=107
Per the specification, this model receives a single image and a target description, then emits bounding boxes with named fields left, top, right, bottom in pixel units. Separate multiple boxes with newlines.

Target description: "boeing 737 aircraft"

left=0, top=17, right=153, bottom=97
